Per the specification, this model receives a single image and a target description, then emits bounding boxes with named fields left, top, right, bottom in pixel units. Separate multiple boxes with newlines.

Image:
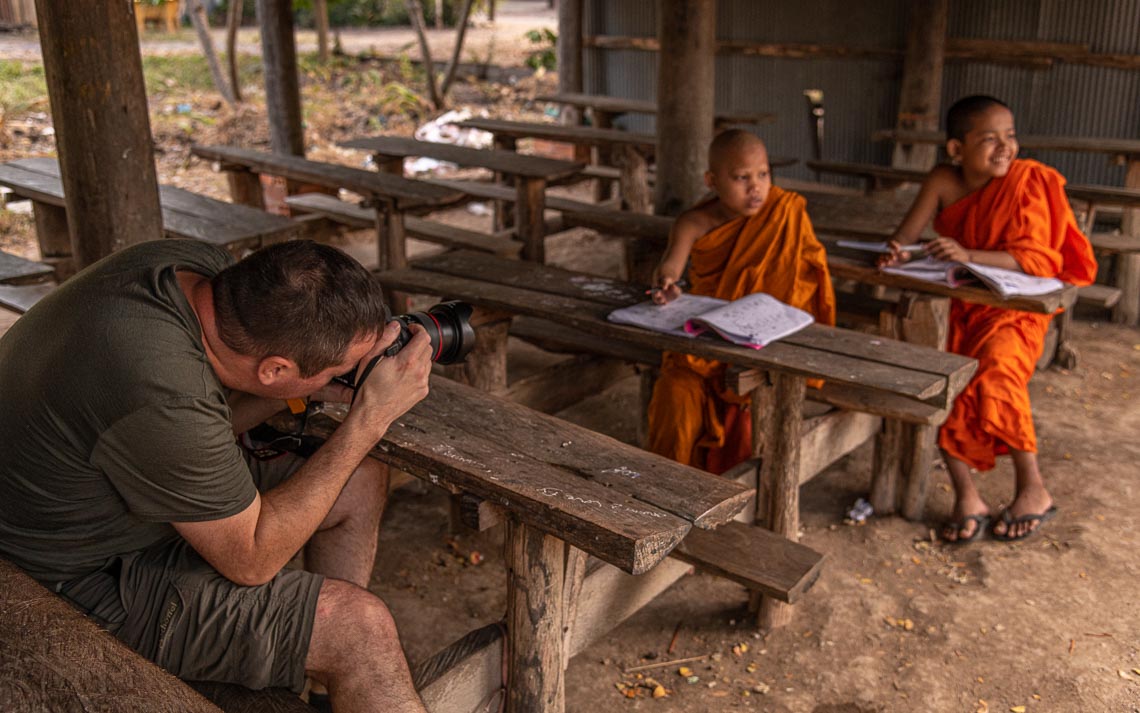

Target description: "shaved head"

left=708, top=129, right=768, bottom=172
left=946, top=95, right=1011, bottom=142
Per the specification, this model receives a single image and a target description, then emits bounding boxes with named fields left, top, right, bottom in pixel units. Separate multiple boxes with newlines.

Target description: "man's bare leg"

left=306, top=579, right=427, bottom=713
left=991, top=448, right=1054, bottom=539
left=305, top=457, right=389, bottom=588
left=941, top=449, right=990, bottom=542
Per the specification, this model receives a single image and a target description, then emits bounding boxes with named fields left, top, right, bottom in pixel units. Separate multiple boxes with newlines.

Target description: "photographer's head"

left=210, top=241, right=386, bottom=389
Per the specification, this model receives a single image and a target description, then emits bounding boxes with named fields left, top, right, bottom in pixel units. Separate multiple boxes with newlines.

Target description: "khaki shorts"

left=58, top=451, right=321, bottom=692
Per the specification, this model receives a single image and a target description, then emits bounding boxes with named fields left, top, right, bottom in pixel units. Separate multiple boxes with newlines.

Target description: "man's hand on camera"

left=349, top=320, right=432, bottom=432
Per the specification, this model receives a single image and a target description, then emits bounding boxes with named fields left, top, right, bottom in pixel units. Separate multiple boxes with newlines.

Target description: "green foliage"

left=524, top=28, right=557, bottom=71
left=0, top=61, right=48, bottom=121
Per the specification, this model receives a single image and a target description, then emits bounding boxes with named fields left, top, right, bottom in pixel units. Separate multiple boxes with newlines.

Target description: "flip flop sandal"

left=939, top=514, right=991, bottom=545
left=992, top=505, right=1058, bottom=542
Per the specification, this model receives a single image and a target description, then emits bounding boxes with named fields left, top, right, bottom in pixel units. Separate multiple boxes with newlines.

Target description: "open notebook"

left=607, top=292, right=814, bottom=349
left=882, top=257, right=1064, bottom=299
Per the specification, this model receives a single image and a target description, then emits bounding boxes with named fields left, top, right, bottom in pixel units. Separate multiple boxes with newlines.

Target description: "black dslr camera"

left=334, top=300, right=476, bottom=393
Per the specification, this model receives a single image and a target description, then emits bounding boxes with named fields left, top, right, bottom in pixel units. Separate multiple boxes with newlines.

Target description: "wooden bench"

left=284, top=192, right=522, bottom=258
left=535, top=91, right=778, bottom=130
left=338, top=135, right=585, bottom=263
left=0, top=157, right=307, bottom=280
left=0, top=250, right=52, bottom=285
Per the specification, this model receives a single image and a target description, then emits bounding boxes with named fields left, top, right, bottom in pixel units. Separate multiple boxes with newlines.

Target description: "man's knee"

left=308, top=580, right=400, bottom=670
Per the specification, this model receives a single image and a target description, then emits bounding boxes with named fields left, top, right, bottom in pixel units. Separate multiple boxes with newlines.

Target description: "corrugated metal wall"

left=583, top=0, right=1140, bottom=187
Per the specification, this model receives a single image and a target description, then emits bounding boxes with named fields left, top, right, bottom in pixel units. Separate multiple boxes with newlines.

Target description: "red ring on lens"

left=425, top=312, right=444, bottom=361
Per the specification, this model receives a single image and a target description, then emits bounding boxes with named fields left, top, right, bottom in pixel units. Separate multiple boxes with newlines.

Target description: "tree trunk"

left=34, top=0, right=162, bottom=268
left=406, top=0, right=443, bottom=109
left=187, top=0, right=236, bottom=106
left=434, top=0, right=443, bottom=29
left=439, top=0, right=475, bottom=96
left=225, top=0, right=244, bottom=102
left=654, top=0, right=716, bottom=217
left=315, top=0, right=330, bottom=63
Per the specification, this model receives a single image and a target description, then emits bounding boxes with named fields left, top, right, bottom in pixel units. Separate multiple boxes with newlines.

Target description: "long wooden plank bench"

left=0, top=249, right=52, bottom=285
left=0, top=157, right=308, bottom=280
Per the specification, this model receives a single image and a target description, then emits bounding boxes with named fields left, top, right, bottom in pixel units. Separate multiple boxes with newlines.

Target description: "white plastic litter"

left=466, top=202, right=492, bottom=216
left=414, top=108, right=493, bottom=149
left=847, top=497, right=873, bottom=523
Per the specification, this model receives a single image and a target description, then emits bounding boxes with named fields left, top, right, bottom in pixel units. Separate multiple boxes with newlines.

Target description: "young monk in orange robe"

left=883, top=95, right=1096, bottom=543
left=646, top=130, right=836, bottom=474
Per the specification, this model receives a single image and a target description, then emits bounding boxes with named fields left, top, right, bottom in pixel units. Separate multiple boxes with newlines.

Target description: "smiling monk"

left=883, top=96, right=1097, bottom=544
left=646, top=130, right=835, bottom=474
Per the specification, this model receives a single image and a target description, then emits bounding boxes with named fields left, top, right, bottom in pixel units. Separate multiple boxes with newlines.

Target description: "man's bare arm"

left=174, top=323, right=431, bottom=586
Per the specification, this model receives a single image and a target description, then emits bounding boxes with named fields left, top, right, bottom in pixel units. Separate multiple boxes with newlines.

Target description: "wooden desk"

left=303, top=375, right=814, bottom=712
left=377, top=250, right=976, bottom=629
left=535, top=91, right=777, bottom=129
left=0, top=157, right=307, bottom=280
left=338, top=135, right=584, bottom=263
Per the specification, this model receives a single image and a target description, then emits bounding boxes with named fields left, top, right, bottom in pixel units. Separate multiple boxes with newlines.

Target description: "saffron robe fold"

left=936, top=159, right=1097, bottom=471
left=646, top=186, right=836, bottom=473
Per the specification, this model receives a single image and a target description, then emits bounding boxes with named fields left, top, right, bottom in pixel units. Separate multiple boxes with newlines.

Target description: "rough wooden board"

left=1077, top=283, right=1123, bottom=308
left=191, top=144, right=464, bottom=210
left=0, top=250, right=52, bottom=284
left=0, top=558, right=222, bottom=713
left=561, top=209, right=673, bottom=242
left=498, top=354, right=637, bottom=414
left=340, top=135, right=585, bottom=181
left=535, top=92, right=777, bottom=125
left=456, top=118, right=658, bottom=148
left=286, top=192, right=375, bottom=228
left=381, top=261, right=951, bottom=402
left=306, top=377, right=747, bottom=574
left=1089, top=232, right=1140, bottom=254
left=1064, top=184, right=1140, bottom=208
left=411, top=376, right=752, bottom=530
left=159, top=184, right=302, bottom=240
left=796, top=409, right=882, bottom=485
left=0, top=160, right=68, bottom=205
left=671, top=521, right=825, bottom=603
left=413, top=624, right=505, bottom=712
left=425, top=178, right=603, bottom=213
left=807, top=159, right=926, bottom=184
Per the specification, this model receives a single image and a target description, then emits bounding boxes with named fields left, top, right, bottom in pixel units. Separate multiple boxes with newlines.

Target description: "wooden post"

left=505, top=519, right=566, bottom=713
left=442, top=315, right=510, bottom=393
left=756, top=372, right=804, bottom=630
left=516, top=177, right=547, bottom=263
left=1113, top=158, right=1140, bottom=326
left=226, top=170, right=266, bottom=209
left=636, top=367, right=657, bottom=449
left=655, top=0, right=716, bottom=217
left=374, top=204, right=410, bottom=313
left=32, top=203, right=73, bottom=280
left=615, top=145, right=651, bottom=214
left=34, top=0, right=162, bottom=268
left=556, top=0, right=583, bottom=124
left=256, top=0, right=305, bottom=157
left=492, top=136, right=517, bottom=234
left=890, top=0, right=948, bottom=171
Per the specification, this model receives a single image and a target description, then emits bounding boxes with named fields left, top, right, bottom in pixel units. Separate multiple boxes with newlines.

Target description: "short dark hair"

left=945, top=95, right=1011, bottom=142
left=211, top=240, right=387, bottom=377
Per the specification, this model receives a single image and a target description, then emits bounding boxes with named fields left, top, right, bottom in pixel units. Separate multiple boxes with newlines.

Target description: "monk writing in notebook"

left=646, top=130, right=836, bottom=474
left=882, top=95, right=1096, bottom=543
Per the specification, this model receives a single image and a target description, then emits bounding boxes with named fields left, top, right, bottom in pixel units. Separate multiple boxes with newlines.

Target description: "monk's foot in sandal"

left=940, top=496, right=990, bottom=544
left=992, top=486, right=1055, bottom=541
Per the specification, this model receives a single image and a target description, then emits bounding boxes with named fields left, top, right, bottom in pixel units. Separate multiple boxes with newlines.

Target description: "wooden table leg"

left=441, top=313, right=510, bottom=392
left=505, top=518, right=566, bottom=713
left=1113, top=158, right=1140, bottom=326
left=372, top=152, right=404, bottom=177
left=755, top=372, right=805, bottom=630
left=32, top=202, right=74, bottom=281
left=615, top=145, right=651, bottom=214
left=591, top=110, right=616, bottom=202
left=493, top=136, right=518, bottom=234
left=873, top=294, right=949, bottom=521
left=374, top=203, right=409, bottom=313
left=225, top=168, right=265, bottom=209
left=516, top=177, right=547, bottom=263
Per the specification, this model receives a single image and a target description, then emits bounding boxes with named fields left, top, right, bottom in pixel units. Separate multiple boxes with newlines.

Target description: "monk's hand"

left=652, top=278, right=683, bottom=305
left=924, top=237, right=969, bottom=262
left=877, top=240, right=913, bottom=268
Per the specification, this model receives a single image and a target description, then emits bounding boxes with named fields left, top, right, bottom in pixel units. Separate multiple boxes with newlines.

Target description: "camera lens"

left=398, top=301, right=476, bottom=365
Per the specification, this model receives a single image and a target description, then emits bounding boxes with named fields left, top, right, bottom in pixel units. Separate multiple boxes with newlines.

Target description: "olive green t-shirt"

left=0, top=240, right=257, bottom=583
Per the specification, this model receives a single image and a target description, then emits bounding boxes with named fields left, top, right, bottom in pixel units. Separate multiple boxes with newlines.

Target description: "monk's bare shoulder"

left=675, top=201, right=722, bottom=240
left=926, top=164, right=969, bottom=208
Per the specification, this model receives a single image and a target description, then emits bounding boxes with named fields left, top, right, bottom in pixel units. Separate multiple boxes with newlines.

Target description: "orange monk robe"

left=646, top=186, right=836, bottom=474
left=937, top=159, right=1097, bottom=471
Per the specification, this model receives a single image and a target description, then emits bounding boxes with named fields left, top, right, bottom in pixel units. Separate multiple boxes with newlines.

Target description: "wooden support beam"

left=1114, top=160, right=1140, bottom=326
left=556, top=0, right=583, bottom=123
left=891, top=0, right=947, bottom=171
left=516, top=177, right=547, bottom=263
left=34, top=0, right=162, bottom=267
left=256, top=0, right=304, bottom=157
left=505, top=519, right=565, bottom=713
left=497, top=355, right=636, bottom=415
left=654, top=0, right=715, bottom=217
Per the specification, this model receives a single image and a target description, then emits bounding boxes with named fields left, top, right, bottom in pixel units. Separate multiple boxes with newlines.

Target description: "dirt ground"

left=2, top=7, right=1139, bottom=711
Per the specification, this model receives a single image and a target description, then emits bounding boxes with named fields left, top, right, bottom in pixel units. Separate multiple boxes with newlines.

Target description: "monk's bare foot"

left=941, top=494, right=990, bottom=543
left=992, top=484, right=1055, bottom=540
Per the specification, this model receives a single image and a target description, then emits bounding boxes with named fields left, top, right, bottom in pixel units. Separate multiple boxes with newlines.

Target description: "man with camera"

left=0, top=239, right=431, bottom=712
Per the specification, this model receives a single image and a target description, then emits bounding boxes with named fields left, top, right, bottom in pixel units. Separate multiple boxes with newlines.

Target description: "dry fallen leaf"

left=1010, top=706, right=1026, bottom=713
left=652, top=684, right=666, bottom=698
left=1118, top=670, right=1135, bottom=681
left=746, top=663, right=757, bottom=673
left=976, top=699, right=989, bottom=713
